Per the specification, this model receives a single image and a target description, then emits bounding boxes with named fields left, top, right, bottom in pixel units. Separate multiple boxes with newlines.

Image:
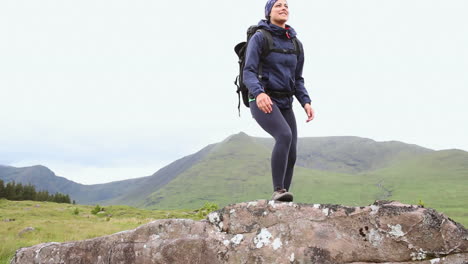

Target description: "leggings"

left=250, top=101, right=297, bottom=192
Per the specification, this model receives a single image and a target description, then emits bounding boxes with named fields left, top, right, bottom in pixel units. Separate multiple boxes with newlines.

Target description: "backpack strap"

left=292, top=37, right=303, bottom=55
left=256, top=29, right=273, bottom=81
left=257, top=30, right=302, bottom=68
left=269, top=37, right=302, bottom=55
left=257, top=29, right=274, bottom=56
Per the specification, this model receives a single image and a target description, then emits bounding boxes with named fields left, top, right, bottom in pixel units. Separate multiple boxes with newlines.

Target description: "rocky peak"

left=11, top=200, right=468, bottom=264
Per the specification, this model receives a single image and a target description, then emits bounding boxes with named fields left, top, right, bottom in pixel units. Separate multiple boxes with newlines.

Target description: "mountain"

left=101, top=143, right=215, bottom=206
left=254, top=136, right=432, bottom=173
left=140, top=132, right=274, bottom=209
left=137, top=132, right=451, bottom=209
left=0, top=165, right=146, bottom=203
left=0, top=165, right=82, bottom=195
left=2, top=132, right=467, bottom=226
left=0, top=143, right=214, bottom=205
left=135, top=133, right=468, bottom=226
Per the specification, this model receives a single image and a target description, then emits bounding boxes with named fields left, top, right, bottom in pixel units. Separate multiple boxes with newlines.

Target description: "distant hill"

left=254, top=135, right=432, bottom=173
left=101, top=143, right=215, bottom=206
left=137, top=133, right=465, bottom=206
left=2, top=132, right=467, bottom=225
left=136, top=133, right=468, bottom=227
left=0, top=143, right=214, bottom=205
left=0, top=165, right=82, bottom=195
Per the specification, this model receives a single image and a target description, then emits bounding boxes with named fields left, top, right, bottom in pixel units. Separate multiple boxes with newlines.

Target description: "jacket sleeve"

left=294, top=40, right=312, bottom=107
left=242, top=32, right=265, bottom=98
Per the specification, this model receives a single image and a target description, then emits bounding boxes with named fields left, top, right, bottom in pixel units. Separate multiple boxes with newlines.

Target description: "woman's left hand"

left=304, top=103, right=315, bottom=122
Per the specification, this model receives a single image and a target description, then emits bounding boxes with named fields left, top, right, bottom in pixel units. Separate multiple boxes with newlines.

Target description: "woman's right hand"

left=256, top=93, right=273, bottom=114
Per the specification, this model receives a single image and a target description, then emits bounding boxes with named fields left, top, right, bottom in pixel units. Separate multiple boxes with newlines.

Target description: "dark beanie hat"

left=265, top=0, right=277, bottom=19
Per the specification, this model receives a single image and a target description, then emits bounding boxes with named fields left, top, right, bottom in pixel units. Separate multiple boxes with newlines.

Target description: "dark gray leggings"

left=250, top=101, right=297, bottom=192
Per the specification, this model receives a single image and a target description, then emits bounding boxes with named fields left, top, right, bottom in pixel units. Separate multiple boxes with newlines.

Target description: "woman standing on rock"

left=243, top=0, right=314, bottom=202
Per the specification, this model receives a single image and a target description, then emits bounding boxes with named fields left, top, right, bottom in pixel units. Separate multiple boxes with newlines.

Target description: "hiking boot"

left=271, top=189, right=293, bottom=202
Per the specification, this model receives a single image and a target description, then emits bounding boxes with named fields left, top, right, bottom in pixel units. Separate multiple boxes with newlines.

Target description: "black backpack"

left=234, top=25, right=302, bottom=115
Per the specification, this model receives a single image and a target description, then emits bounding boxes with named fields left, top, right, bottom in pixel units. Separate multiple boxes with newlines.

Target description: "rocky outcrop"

left=11, top=200, right=468, bottom=264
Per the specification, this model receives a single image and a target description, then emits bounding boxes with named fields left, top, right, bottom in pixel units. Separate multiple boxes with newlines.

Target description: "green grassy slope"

left=1, top=133, right=435, bottom=207
left=359, top=149, right=468, bottom=226
left=0, top=199, right=206, bottom=264
left=255, top=136, right=433, bottom=173
left=290, top=149, right=468, bottom=226
left=141, top=133, right=274, bottom=209
left=101, top=144, right=215, bottom=207
left=2, top=133, right=466, bottom=228
left=291, top=150, right=468, bottom=226
left=140, top=135, right=467, bottom=227
left=291, top=167, right=378, bottom=206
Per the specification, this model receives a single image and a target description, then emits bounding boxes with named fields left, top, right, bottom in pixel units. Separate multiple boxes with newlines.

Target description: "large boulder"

left=11, top=200, right=468, bottom=264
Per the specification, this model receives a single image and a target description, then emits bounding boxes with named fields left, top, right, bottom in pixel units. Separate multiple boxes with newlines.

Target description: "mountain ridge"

left=1, top=132, right=467, bottom=227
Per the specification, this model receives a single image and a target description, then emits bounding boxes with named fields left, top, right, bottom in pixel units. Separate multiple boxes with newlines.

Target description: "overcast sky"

left=1, top=0, right=467, bottom=185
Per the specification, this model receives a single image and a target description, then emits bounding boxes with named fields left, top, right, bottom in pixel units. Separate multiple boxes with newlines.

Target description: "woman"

left=243, top=0, right=315, bottom=202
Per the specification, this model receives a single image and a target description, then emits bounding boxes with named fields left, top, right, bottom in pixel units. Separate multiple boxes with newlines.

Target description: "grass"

left=140, top=145, right=468, bottom=228
left=358, top=150, right=468, bottom=226
left=0, top=199, right=205, bottom=264
left=142, top=134, right=275, bottom=209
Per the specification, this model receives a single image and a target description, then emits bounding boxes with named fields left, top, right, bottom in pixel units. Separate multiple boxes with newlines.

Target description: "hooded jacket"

left=243, top=20, right=311, bottom=109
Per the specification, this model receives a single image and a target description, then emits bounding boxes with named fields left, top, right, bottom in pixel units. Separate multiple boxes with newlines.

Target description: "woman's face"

left=270, top=0, right=289, bottom=24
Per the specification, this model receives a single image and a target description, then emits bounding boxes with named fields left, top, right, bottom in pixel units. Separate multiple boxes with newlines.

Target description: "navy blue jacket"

left=243, top=20, right=311, bottom=109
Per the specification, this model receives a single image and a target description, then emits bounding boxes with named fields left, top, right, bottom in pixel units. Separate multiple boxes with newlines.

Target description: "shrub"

left=196, top=202, right=219, bottom=218
left=418, top=199, right=425, bottom=208
left=91, top=205, right=101, bottom=215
